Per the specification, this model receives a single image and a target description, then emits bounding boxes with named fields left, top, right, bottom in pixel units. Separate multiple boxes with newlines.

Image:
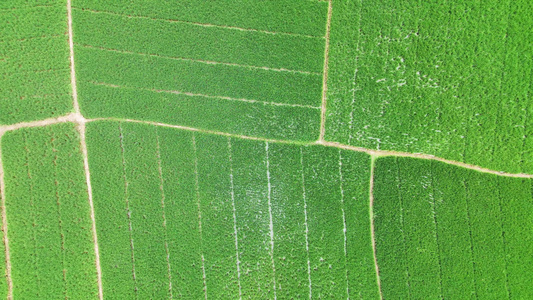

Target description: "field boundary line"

left=88, top=81, right=321, bottom=110
left=155, top=129, right=173, bottom=299
left=227, top=138, right=243, bottom=299
left=67, top=0, right=80, bottom=113
left=338, top=151, right=351, bottom=298
left=1, top=116, right=532, bottom=178
left=77, top=121, right=103, bottom=299
left=318, top=0, right=333, bottom=142
left=72, top=7, right=324, bottom=39
left=118, top=123, right=139, bottom=298
left=265, top=142, right=277, bottom=300
left=192, top=134, right=208, bottom=300
left=369, top=156, right=383, bottom=299
left=299, top=148, right=313, bottom=299
left=0, top=133, right=13, bottom=300
left=77, top=44, right=321, bottom=75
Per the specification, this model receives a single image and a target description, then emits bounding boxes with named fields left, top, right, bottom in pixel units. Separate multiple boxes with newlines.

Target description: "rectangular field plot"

left=326, top=0, right=533, bottom=173
left=1, top=123, right=98, bottom=299
left=85, top=121, right=379, bottom=299
left=373, top=157, right=533, bottom=299
left=74, top=0, right=326, bottom=141
left=0, top=2, right=72, bottom=125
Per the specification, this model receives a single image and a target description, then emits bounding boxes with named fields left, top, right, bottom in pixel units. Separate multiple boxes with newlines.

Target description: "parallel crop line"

left=0, top=133, right=13, bottom=300
left=496, top=179, right=511, bottom=299
left=118, top=123, right=138, bottom=298
left=0, top=33, right=67, bottom=43
left=72, top=7, right=324, bottom=39
left=462, top=180, right=479, bottom=298
left=155, top=130, right=173, bottom=299
left=0, top=4, right=57, bottom=12
left=77, top=44, right=321, bottom=76
left=299, top=147, right=312, bottom=299
left=347, top=0, right=364, bottom=145
left=318, top=0, right=333, bottom=142
left=265, top=142, right=277, bottom=300
left=88, top=81, right=321, bottom=110
left=227, top=138, right=243, bottom=299
left=395, top=158, right=412, bottom=299
left=192, top=134, right=208, bottom=300
left=1, top=114, right=532, bottom=178
left=51, top=133, right=68, bottom=298
left=24, top=132, right=41, bottom=296
left=338, top=150, right=350, bottom=298
left=428, top=163, right=444, bottom=299
left=369, top=156, right=383, bottom=300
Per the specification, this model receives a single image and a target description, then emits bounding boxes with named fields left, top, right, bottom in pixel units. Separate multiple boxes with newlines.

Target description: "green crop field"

left=0, top=0, right=532, bottom=299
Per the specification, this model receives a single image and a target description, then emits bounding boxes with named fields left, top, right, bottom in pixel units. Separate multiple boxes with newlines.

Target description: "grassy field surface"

left=373, top=157, right=533, bottom=299
left=1, top=123, right=98, bottom=298
left=0, top=2, right=72, bottom=125
left=1, top=0, right=532, bottom=298
left=326, top=0, right=533, bottom=173
left=85, top=121, right=378, bottom=299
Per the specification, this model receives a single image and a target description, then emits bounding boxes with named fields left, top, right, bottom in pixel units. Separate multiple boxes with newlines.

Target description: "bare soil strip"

left=78, top=44, right=321, bottom=75
left=318, top=0, right=333, bottom=142
left=67, top=0, right=80, bottom=113
left=368, top=156, right=384, bottom=300
left=88, top=81, right=320, bottom=110
left=0, top=134, right=13, bottom=300
left=73, top=7, right=324, bottom=39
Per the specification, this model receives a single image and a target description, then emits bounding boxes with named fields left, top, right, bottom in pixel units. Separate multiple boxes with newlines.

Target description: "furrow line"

left=72, top=7, right=325, bottom=39
left=299, top=147, right=312, bottom=299
left=318, top=0, right=333, bottom=142
left=369, top=156, right=383, bottom=300
left=76, top=44, right=321, bottom=75
left=396, top=158, right=412, bottom=299
left=155, top=129, right=173, bottom=299
left=51, top=133, right=68, bottom=298
left=0, top=133, right=13, bottom=300
left=347, top=0, right=364, bottom=145
left=265, top=142, right=277, bottom=300
left=227, top=138, right=243, bottom=299
left=338, top=150, right=350, bottom=298
left=87, top=81, right=321, bottom=110
left=428, top=162, right=444, bottom=299
left=496, top=179, right=511, bottom=299
left=192, top=134, right=208, bottom=300
left=463, top=180, right=479, bottom=299
left=118, top=123, right=138, bottom=299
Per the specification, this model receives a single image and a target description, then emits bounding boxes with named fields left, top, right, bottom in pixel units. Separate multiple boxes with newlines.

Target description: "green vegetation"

left=326, top=0, right=533, bottom=173
left=86, top=121, right=378, bottom=299
left=0, top=0, right=532, bottom=298
left=373, top=156, right=533, bottom=299
left=1, top=123, right=98, bottom=298
left=0, top=2, right=72, bottom=125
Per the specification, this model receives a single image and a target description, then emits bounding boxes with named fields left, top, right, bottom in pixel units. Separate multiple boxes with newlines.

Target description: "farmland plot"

left=1, top=123, right=98, bottom=298
left=0, top=0, right=72, bottom=125
left=85, top=121, right=379, bottom=299
left=374, top=157, right=533, bottom=299
left=73, top=0, right=328, bottom=141
left=0, top=0, right=532, bottom=298
left=326, top=0, right=533, bottom=173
